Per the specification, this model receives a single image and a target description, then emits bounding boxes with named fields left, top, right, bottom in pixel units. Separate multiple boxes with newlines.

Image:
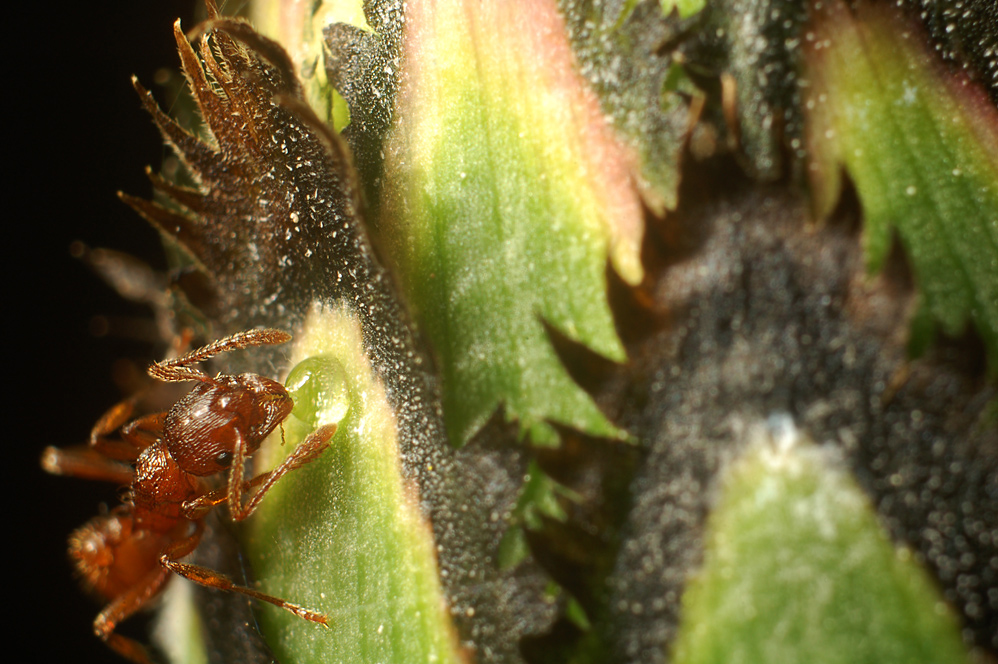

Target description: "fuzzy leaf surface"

left=384, top=0, right=648, bottom=446
left=804, top=0, right=998, bottom=364
left=673, top=423, right=971, bottom=664
left=247, top=306, right=463, bottom=664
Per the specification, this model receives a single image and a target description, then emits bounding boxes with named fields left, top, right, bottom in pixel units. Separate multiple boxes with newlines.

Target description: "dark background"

left=11, top=2, right=204, bottom=662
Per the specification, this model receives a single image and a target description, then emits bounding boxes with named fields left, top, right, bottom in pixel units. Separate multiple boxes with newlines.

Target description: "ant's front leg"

left=227, top=423, right=337, bottom=521
left=159, top=521, right=329, bottom=625
left=181, top=424, right=336, bottom=521
left=183, top=424, right=336, bottom=521
left=181, top=471, right=272, bottom=521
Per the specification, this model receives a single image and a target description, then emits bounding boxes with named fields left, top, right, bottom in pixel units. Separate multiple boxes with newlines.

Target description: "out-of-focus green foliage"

left=805, top=0, right=998, bottom=365
left=384, top=1, right=646, bottom=446
left=674, top=423, right=970, bottom=664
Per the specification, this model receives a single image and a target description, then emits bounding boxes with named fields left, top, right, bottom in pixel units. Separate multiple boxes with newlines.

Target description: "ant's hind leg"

left=102, top=630, right=159, bottom=664
left=93, top=567, right=171, bottom=664
left=160, top=524, right=329, bottom=626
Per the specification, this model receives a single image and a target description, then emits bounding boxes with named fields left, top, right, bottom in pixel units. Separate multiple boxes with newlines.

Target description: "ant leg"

left=42, top=400, right=163, bottom=483
left=88, top=400, right=146, bottom=462
left=182, top=424, right=336, bottom=521
left=225, top=426, right=251, bottom=520
left=92, top=566, right=171, bottom=664
left=86, top=400, right=165, bottom=463
left=182, top=471, right=273, bottom=520
left=102, top=633, right=158, bottom=664
left=160, top=523, right=329, bottom=626
left=119, top=412, right=167, bottom=451
left=40, top=445, right=134, bottom=485
left=91, top=399, right=134, bottom=440
left=147, top=329, right=291, bottom=383
left=228, top=423, right=337, bottom=521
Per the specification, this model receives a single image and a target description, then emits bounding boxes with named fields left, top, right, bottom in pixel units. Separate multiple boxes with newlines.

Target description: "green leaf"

left=246, top=304, right=463, bottom=664
left=156, top=581, right=209, bottom=664
left=673, top=419, right=971, bottom=664
left=559, top=0, right=694, bottom=215
left=248, top=0, right=371, bottom=130
left=660, top=0, right=705, bottom=19
left=383, top=1, right=646, bottom=446
left=804, top=0, right=998, bottom=365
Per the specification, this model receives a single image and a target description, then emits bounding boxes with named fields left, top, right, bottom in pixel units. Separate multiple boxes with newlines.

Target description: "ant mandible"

left=42, top=329, right=336, bottom=664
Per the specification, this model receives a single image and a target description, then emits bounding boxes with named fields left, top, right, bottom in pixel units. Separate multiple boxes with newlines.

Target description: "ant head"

left=239, top=373, right=296, bottom=443
left=164, top=375, right=293, bottom=476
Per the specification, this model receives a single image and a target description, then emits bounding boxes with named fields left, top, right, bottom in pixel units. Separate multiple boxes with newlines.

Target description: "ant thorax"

left=131, top=444, right=202, bottom=531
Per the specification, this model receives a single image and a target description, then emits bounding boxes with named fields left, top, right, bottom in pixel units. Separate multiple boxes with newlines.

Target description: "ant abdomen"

left=69, top=511, right=173, bottom=602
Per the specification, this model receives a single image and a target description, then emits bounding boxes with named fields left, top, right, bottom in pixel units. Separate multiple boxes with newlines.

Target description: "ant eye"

left=214, top=451, right=233, bottom=468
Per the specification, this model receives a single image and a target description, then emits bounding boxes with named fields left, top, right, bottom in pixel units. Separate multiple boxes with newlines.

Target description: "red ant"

left=42, top=329, right=336, bottom=664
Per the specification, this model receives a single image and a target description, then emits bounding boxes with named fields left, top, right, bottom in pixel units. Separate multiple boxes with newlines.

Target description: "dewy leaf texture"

left=248, top=304, right=463, bottom=664
left=584, top=185, right=995, bottom=662
left=123, top=3, right=559, bottom=661
left=385, top=0, right=647, bottom=446
left=558, top=0, right=694, bottom=215
left=101, top=0, right=998, bottom=662
left=248, top=0, right=373, bottom=130
left=804, top=0, right=998, bottom=365
left=673, top=420, right=970, bottom=664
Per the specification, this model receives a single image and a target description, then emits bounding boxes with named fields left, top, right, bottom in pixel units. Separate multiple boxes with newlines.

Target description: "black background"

left=11, top=2, right=208, bottom=662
